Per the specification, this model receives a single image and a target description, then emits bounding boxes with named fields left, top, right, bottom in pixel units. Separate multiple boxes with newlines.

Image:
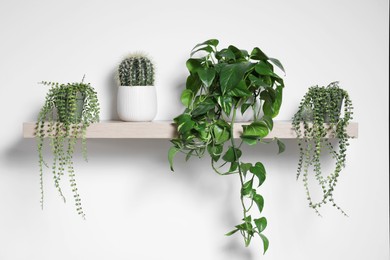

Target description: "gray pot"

left=58, top=92, right=85, bottom=123
left=302, top=98, right=343, bottom=123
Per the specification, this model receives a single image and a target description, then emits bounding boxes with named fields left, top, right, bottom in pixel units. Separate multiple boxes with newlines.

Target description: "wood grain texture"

left=23, top=121, right=359, bottom=139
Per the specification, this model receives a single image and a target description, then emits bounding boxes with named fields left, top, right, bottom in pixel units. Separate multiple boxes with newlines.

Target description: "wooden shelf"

left=23, top=121, right=359, bottom=139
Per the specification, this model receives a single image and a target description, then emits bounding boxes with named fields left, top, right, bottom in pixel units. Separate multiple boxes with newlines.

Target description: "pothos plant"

left=35, top=76, right=100, bottom=219
left=168, top=39, right=285, bottom=253
left=292, top=82, right=353, bottom=216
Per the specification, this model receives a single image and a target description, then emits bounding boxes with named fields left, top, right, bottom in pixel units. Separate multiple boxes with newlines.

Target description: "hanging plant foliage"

left=292, top=81, right=354, bottom=216
left=169, top=39, right=286, bottom=253
left=35, top=77, right=100, bottom=218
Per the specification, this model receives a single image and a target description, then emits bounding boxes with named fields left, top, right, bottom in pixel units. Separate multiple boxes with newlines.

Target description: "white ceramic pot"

left=223, top=99, right=262, bottom=122
left=117, top=86, right=157, bottom=121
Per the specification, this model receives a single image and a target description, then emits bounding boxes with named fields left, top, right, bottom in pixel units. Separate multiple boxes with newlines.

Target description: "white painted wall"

left=0, top=0, right=388, bottom=259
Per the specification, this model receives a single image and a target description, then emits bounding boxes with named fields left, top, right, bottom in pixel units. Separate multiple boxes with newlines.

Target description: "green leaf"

left=168, top=147, right=179, bottom=171
left=260, top=234, right=269, bottom=254
left=240, top=162, right=252, bottom=177
left=241, top=179, right=253, bottom=197
left=260, top=90, right=275, bottom=118
left=186, top=58, right=203, bottom=73
left=190, top=46, right=214, bottom=57
left=229, top=80, right=252, bottom=97
left=250, top=47, right=268, bottom=61
left=191, top=39, right=219, bottom=51
left=180, top=89, right=193, bottom=108
left=253, top=193, right=264, bottom=213
left=242, top=121, right=269, bottom=138
left=255, top=62, right=275, bottom=77
left=249, top=75, right=270, bottom=88
left=185, top=150, right=193, bottom=161
left=241, top=136, right=258, bottom=146
left=228, top=45, right=249, bottom=60
left=229, top=161, right=239, bottom=172
left=220, top=63, right=254, bottom=94
left=276, top=138, right=285, bottom=154
left=186, top=74, right=202, bottom=93
left=271, top=84, right=283, bottom=118
left=212, top=124, right=230, bottom=144
left=217, top=96, right=233, bottom=116
left=207, top=145, right=223, bottom=162
left=174, top=114, right=194, bottom=133
left=192, top=97, right=215, bottom=117
left=222, top=146, right=242, bottom=162
left=254, top=217, right=267, bottom=233
left=268, top=57, right=285, bottom=74
left=225, top=228, right=239, bottom=236
left=241, top=103, right=251, bottom=115
left=261, top=115, right=273, bottom=130
left=250, top=162, right=266, bottom=186
left=216, top=48, right=235, bottom=61
left=198, top=67, right=216, bottom=87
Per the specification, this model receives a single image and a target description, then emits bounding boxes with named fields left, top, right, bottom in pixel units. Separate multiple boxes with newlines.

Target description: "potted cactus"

left=117, top=53, right=157, bottom=121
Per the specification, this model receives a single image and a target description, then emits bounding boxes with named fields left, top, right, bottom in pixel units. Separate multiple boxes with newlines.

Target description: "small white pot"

left=117, top=86, right=157, bottom=121
left=223, top=99, right=262, bottom=122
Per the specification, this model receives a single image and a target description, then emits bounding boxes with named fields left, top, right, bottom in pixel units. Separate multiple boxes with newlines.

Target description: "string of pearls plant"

left=35, top=76, right=100, bottom=218
left=292, top=81, right=353, bottom=216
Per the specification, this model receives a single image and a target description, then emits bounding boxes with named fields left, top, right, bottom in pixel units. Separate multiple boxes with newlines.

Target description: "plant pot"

left=223, top=99, right=262, bottom=122
left=117, top=85, right=157, bottom=121
left=57, top=92, right=85, bottom=123
left=302, top=98, right=343, bottom=123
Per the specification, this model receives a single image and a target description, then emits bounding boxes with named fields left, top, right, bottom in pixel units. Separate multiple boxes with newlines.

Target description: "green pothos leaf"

left=250, top=162, right=266, bottom=186
left=222, top=146, right=242, bottom=162
left=240, top=162, right=252, bottom=177
left=198, top=67, right=216, bottom=87
left=271, top=84, right=283, bottom=118
left=207, top=145, right=223, bottom=162
left=181, top=89, right=193, bottom=108
left=241, top=179, right=253, bottom=196
left=250, top=47, right=268, bottom=61
left=253, top=193, right=264, bottom=213
left=168, top=146, right=179, bottom=171
left=217, top=96, right=233, bottom=116
left=174, top=114, right=194, bottom=133
left=254, top=217, right=267, bottom=233
left=191, top=39, right=219, bottom=51
left=212, top=124, right=230, bottom=144
left=191, top=97, right=215, bottom=117
left=276, top=138, right=285, bottom=154
left=241, top=136, right=258, bottom=146
left=186, top=74, right=202, bottom=93
left=268, top=57, right=286, bottom=74
left=229, top=80, right=252, bottom=97
left=186, top=58, right=203, bottom=73
left=260, top=234, right=269, bottom=254
left=242, top=121, right=269, bottom=138
left=220, top=62, right=253, bottom=94
left=225, top=228, right=239, bottom=236
left=261, top=115, right=273, bottom=130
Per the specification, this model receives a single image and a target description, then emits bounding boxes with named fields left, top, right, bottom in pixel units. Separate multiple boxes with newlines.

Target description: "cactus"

left=118, top=54, right=155, bottom=86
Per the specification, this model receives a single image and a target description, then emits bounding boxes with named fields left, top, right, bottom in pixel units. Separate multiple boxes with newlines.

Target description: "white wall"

left=0, top=0, right=388, bottom=259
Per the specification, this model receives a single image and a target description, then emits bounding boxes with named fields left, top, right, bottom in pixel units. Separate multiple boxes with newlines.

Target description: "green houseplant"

left=35, top=77, right=100, bottom=218
left=169, top=39, right=286, bottom=253
left=117, top=53, right=157, bottom=121
left=292, top=81, right=353, bottom=216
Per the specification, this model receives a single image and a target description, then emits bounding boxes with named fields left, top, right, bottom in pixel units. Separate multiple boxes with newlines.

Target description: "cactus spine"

left=118, top=54, right=155, bottom=86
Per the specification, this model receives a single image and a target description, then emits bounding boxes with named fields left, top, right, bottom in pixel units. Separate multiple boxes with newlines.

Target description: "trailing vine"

left=168, top=39, right=285, bottom=253
left=292, top=82, right=353, bottom=216
left=35, top=77, right=100, bottom=218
